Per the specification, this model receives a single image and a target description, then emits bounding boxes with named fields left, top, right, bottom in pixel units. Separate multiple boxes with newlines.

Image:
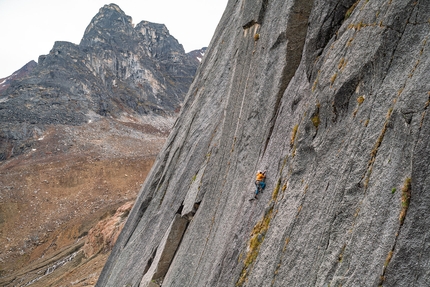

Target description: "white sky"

left=0, top=0, right=228, bottom=78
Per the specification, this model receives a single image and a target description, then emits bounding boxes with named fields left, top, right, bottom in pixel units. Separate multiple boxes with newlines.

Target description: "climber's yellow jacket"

left=256, top=171, right=265, bottom=181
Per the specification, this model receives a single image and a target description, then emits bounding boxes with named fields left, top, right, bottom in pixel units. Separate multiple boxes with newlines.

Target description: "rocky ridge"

left=0, top=60, right=37, bottom=94
left=97, top=0, right=430, bottom=287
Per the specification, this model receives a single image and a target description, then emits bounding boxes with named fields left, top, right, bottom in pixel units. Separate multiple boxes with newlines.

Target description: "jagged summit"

left=81, top=4, right=186, bottom=59
left=80, top=4, right=134, bottom=48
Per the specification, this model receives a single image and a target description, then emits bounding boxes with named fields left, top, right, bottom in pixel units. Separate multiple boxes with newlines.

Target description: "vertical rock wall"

left=97, top=0, right=430, bottom=286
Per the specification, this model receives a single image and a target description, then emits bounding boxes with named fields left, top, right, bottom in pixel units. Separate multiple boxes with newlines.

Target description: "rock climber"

left=254, top=170, right=266, bottom=199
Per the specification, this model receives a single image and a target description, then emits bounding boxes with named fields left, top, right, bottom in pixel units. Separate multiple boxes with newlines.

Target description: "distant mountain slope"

left=0, top=3, right=199, bottom=161
left=187, top=47, right=207, bottom=62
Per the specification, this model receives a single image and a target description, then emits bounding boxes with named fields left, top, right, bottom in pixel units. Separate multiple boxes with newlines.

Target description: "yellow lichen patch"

left=292, top=145, right=297, bottom=158
left=425, top=92, right=430, bottom=109
left=290, top=124, right=299, bottom=148
left=330, top=72, right=338, bottom=85
left=312, top=71, right=321, bottom=92
left=311, top=102, right=321, bottom=129
left=386, top=107, right=393, bottom=119
left=312, top=78, right=318, bottom=92
left=353, top=96, right=365, bottom=117
left=369, top=106, right=393, bottom=161
left=272, top=180, right=281, bottom=201
left=353, top=108, right=359, bottom=118
left=236, top=207, right=274, bottom=286
left=348, top=20, right=374, bottom=30
left=338, top=244, right=347, bottom=262
left=379, top=249, right=394, bottom=286
left=338, top=58, right=345, bottom=70
left=357, top=21, right=366, bottom=30
left=282, top=183, right=287, bottom=192
left=345, top=0, right=360, bottom=19
left=354, top=207, right=360, bottom=218
left=237, top=252, right=243, bottom=263
left=399, top=177, right=412, bottom=225
left=311, top=114, right=320, bottom=129
left=338, top=58, right=347, bottom=71
left=282, top=237, right=290, bottom=253
left=384, top=250, right=393, bottom=267
left=364, top=119, right=369, bottom=127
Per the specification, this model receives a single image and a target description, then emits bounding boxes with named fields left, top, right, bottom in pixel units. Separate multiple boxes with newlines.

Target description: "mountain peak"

left=101, top=3, right=124, bottom=13
left=80, top=3, right=133, bottom=47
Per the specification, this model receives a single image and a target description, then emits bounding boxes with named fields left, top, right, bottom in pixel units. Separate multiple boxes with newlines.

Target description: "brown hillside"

left=0, top=117, right=169, bottom=286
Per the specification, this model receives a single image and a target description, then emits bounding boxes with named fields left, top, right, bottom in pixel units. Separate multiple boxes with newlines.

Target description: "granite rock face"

left=97, top=0, right=430, bottom=286
left=0, top=4, right=199, bottom=161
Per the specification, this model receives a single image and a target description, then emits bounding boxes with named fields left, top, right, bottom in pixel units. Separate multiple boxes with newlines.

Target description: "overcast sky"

left=0, top=0, right=228, bottom=79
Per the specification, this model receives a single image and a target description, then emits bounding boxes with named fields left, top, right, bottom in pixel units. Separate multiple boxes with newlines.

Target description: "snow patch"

left=197, top=57, right=202, bottom=62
